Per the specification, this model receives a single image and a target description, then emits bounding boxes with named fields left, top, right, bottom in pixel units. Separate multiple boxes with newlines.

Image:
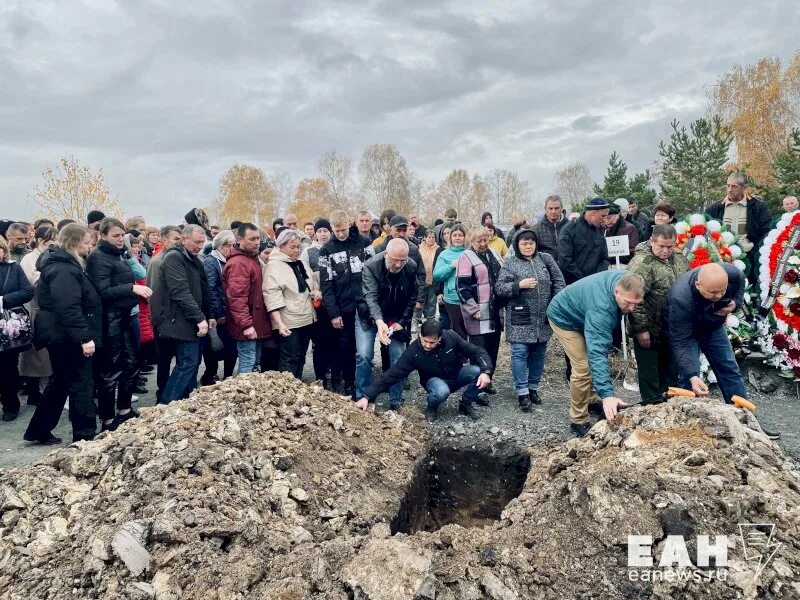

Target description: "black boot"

left=518, top=394, right=532, bottom=412
left=529, top=390, right=542, bottom=405
left=570, top=422, right=591, bottom=437
left=459, top=403, right=480, bottom=421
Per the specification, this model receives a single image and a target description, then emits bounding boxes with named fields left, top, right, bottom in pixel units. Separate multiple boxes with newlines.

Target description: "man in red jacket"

left=223, top=223, right=271, bottom=374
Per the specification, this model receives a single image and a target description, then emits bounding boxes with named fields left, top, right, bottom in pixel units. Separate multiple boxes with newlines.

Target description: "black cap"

left=314, top=218, right=331, bottom=232
left=87, top=210, right=105, bottom=224
left=389, top=215, right=408, bottom=227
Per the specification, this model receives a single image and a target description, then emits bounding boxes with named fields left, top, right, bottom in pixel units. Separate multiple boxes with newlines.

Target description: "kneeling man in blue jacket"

left=547, top=270, right=645, bottom=436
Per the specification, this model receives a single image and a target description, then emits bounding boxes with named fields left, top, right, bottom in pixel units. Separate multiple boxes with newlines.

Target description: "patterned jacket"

left=495, top=251, right=565, bottom=344
left=318, top=225, right=375, bottom=319
left=627, top=241, right=689, bottom=341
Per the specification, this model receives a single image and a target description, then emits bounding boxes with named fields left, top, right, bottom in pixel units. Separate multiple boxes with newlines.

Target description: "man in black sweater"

left=355, top=319, right=492, bottom=422
left=318, top=210, right=375, bottom=396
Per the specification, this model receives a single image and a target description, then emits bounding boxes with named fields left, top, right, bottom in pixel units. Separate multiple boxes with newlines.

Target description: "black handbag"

left=508, top=297, right=532, bottom=326
left=0, top=267, right=32, bottom=352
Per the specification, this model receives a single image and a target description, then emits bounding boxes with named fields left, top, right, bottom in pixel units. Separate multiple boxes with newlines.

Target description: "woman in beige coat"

left=18, top=226, right=57, bottom=404
left=263, top=229, right=320, bottom=379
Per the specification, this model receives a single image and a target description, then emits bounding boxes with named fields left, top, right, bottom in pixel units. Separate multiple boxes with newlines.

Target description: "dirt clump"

left=1, top=373, right=800, bottom=599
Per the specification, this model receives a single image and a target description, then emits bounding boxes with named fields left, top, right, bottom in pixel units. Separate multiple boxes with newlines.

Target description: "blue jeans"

left=678, top=327, right=746, bottom=403
left=237, top=339, right=262, bottom=375
left=160, top=341, right=201, bottom=404
left=510, top=342, right=548, bottom=395
left=425, top=365, right=482, bottom=408
left=355, top=320, right=406, bottom=405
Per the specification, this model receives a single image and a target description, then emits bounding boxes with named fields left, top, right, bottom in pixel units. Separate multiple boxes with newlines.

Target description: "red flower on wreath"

left=710, top=231, right=721, bottom=242
left=719, top=247, right=733, bottom=261
left=794, top=366, right=800, bottom=378
left=791, top=301, right=800, bottom=316
left=693, top=247, right=710, bottom=260
left=789, top=348, right=800, bottom=361
left=689, top=224, right=707, bottom=236
left=768, top=213, right=800, bottom=331
left=785, top=269, right=799, bottom=284
left=773, top=333, right=789, bottom=349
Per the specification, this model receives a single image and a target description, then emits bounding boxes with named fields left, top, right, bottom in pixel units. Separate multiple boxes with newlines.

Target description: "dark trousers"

left=0, top=349, right=22, bottom=415
left=260, top=337, right=280, bottom=373
left=156, top=337, right=177, bottom=402
left=26, top=343, right=96, bottom=441
left=438, top=302, right=451, bottom=330
left=312, top=315, right=340, bottom=385
left=444, top=303, right=468, bottom=339
left=677, top=327, right=747, bottom=403
left=634, top=337, right=677, bottom=404
left=201, top=323, right=238, bottom=383
left=278, top=323, right=314, bottom=379
left=94, top=313, right=139, bottom=421
left=334, top=313, right=356, bottom=388
left=470, top=330, right=501, bottom=375
left=160, top=340, right=201, bottom=404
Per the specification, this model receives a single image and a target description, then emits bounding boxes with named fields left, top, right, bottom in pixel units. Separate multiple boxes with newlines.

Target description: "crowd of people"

left=0, top=173, right=794, bottom=444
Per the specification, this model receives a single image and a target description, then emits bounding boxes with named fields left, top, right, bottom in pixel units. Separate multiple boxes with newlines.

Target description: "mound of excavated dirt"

left=0, top=373, right=428, bottom=599
left=1, top=373, right=800, bottom=599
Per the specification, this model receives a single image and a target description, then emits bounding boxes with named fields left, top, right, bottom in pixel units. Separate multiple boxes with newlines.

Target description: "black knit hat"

left=87, top=210, right=105, bottom=224
left=607, top=203, right=621, bottom=215
left=585, top=197, right=610, bottom=210
left=314, top=218, right=331, bottom=232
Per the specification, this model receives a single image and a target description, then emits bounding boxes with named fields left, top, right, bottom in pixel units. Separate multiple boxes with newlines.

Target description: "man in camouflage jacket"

left=627, top=224, right=689, bottom=404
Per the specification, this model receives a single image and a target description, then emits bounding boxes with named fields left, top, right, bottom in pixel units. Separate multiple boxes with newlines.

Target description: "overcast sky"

left=1, top=0, right=798, bottom=224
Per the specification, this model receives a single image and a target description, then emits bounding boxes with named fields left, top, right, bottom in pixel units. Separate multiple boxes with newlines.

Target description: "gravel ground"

left=1, top=337, right=798, bottom=470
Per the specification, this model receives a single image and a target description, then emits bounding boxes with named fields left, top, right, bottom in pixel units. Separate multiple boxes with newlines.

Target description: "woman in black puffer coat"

left=86, top=218, right=152, bottom=432
left=26, top=225, right=101, bottom=443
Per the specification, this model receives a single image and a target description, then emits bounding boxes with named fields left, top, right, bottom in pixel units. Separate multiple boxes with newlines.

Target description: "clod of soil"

left=1, top=372, right=799, bottom=599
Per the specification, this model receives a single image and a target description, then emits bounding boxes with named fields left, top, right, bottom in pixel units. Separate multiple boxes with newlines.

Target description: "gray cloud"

left=1, top=0, right=799, bottom=222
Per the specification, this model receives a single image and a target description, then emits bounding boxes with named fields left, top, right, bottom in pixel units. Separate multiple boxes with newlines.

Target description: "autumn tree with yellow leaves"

left=213, top=164, right=277, bottom=227
left=710, top=52, right=800, bottom=185
left=32, top=156, right=122, bottom=222
left=287, top=177, right=334, bottom=225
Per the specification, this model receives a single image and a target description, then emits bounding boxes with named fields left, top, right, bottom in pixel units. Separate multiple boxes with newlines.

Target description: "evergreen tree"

left=658, top=116, right=733, bottom=214
left=627, top=170, right=658, bottom=211
left=593, top=151, right=629, bottom=200
left=763, top=128, right=800, bottom=213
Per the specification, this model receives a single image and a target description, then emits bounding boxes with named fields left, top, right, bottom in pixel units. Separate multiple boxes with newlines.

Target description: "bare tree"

left=553, top=162, right=593, bottom=209
left=358, top=144, right=412, bottom=215
left=483, top=169, right=530, bottom=225
left=269, top=171, right=295, bottom=217
left=427, top=169, right=485, bottom=225
left=318, top=150, right=354, bottom=205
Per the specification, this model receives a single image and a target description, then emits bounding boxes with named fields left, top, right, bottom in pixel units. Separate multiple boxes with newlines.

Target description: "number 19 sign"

left=606, top=235, right=630, bottom=258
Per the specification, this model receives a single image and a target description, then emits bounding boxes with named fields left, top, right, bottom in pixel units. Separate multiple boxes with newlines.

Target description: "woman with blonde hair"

left=456, top=226, right=504, bottom=395
left=25, top=224, right=100, bottom=443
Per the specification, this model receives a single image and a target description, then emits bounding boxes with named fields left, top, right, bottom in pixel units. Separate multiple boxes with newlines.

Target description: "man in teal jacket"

left=547, top=270, right=645, bottom=436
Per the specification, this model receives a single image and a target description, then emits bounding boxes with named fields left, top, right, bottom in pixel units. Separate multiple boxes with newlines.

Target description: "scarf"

left=288, top=259, right=310, bottom=293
